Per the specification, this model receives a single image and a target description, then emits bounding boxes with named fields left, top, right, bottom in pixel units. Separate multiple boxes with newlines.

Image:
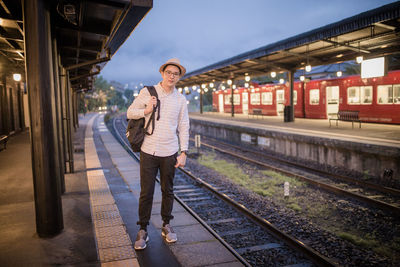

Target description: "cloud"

left=101, top=0, right=396, bottom=86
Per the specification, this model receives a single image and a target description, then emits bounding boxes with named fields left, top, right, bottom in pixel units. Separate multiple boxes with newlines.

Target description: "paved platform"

left=191, top=112, right=400, bottom=148
left=0, top=115, right=98, bottom=266
left=88, top=113, right=243, bottom=267
left=0, top=112, right=244, bottom=266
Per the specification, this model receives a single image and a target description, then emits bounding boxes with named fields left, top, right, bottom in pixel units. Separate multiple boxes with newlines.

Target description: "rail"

left=111, top=114, right=337, bottom=267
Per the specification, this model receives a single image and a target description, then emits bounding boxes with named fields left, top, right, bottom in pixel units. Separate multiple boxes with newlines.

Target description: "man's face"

left=162, top=65, right=180, bottom=88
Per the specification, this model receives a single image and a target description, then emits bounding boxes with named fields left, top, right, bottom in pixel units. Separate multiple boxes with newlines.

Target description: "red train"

left=212, top=70, right=400, bottom=124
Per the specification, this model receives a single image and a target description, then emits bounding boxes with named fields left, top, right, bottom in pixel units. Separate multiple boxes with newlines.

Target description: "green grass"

left=196, top=151, right=399, bottom=261
left=197, top=152, right=305, bottom=212
left=337, top=232, right=379, bottom=248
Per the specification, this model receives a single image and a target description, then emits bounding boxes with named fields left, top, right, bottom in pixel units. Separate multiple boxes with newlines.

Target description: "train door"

left=218, top=94, right=224, bottom=113
left=326, top=86, right=339, bottom=118
left=242, top=92, right=248, bottom=115
left=276, top=89, right=285, bottom=116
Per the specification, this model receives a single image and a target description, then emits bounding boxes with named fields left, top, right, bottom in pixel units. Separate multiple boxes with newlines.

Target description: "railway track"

left=110, top=114, right=337, bottom=267
left=190, top=135, right=400, bottom=215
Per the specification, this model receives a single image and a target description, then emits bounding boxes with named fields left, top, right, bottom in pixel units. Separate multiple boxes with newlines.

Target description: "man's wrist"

left=181, top=150, right=188, bottom=156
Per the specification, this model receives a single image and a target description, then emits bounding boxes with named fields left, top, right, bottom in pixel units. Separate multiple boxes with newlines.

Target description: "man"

left=127, top=58, right=189, bottom=250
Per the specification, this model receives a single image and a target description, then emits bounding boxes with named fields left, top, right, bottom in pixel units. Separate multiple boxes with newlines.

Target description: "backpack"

left=126, top=86, right=160, bottom=152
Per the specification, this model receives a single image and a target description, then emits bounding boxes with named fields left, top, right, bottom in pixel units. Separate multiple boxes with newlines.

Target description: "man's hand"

left=144, top=96, right=157, bottom=115
left=174, top=152, right=187, bottom=168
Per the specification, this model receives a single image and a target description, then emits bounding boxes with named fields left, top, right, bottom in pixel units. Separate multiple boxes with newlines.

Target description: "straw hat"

left=159, top=58, right=186, bottom=77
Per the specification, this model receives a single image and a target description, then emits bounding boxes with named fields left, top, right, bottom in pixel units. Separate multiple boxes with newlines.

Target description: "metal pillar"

left=23, top=0, right=63, bottom=236
left=287, top=70, right=295, bottom=122
left=200, top=87, right=203, bottom=114
left=231, top=87, right=234, bottom=117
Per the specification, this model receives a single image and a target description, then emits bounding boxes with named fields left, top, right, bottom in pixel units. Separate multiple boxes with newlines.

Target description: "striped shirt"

left=126, top=82, right=190, bottom=157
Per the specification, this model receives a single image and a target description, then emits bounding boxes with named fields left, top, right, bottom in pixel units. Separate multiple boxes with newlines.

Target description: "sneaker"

left=134, top=229, right=149, bottom=250
left=161, top=224, right=177, bottom=243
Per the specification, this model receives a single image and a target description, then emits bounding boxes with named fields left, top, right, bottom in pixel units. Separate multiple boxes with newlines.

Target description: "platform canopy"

left=177, top=1, right=400, bottom=87
left=0, top=0, right=152, bottom=91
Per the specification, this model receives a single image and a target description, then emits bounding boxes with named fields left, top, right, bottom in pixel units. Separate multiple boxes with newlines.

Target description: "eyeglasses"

left=164, top=70, right=180, bottom=77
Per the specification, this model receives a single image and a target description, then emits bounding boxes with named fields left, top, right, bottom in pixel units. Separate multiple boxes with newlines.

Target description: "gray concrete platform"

left=191, top=112, right=400, bottom=146
left=189, top=112, right=400, bottom=181
left=93, top=113, right=244, bottom=267
left=0, top=112, right=245, bottom=267
left=0, top=114, right=98, bottom=266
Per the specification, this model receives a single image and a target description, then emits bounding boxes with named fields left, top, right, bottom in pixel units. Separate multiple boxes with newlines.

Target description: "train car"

left=338, top=70, right=400, bottom=124
left=212, top=70, right=400, bottom=124
left=213, top=88, right=243, bottom=114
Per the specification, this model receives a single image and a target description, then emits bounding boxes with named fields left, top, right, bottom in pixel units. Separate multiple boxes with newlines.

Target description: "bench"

left=0, top=135, right=8, bottom=151
left=329, top=110, right=361, bottom=128
left=249, top=109, right=265, bottom=119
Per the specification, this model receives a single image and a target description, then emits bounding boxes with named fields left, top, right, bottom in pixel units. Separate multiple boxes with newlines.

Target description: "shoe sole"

left=161, top=231, right=177, bottom=243
left=134, top=236, right=149, bottom=250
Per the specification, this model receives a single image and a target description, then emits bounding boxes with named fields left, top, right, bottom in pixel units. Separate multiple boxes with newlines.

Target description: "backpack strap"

left=146, top=86, right=160, bottom=120
left=143, top=86, right=160, bottom=135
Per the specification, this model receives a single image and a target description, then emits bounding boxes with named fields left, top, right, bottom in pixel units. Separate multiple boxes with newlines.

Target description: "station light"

left=305, top=65, right=312, bottom=72
left=184, top=86, right=188, bottom=91
left=227, top=79, right=232, bottom=85
left=270, top=71, right=276, bottom=78
left=204, top=88, right=209, bottom=92
left=232, top=84, right=237, bottom=89
left=209, top=82, right=214, bottom=88
left=300, top=75, right=305, bottom=81
left=221, top=85, right=226, bottom=90
left=336, top=54, right=343, bottom=58
left=244, top=74, right=250, bottom=82
left=197, top=89, right=201, bottom=93
left=213, top=88, right=216, bottom=91
left=356, top=56, right=363, bottom=64
left=178, top=87, right=183, bottom=93
left=279, top=78, right=284, bottom=84
left=195, top=96, right=199, bottom=100
left=201, top=84, right=206, bottom=89
left=13, top=73, right=21, bottom=81
left=192, top=85, right=197, bottom=90
left=336, top=71, right=342, bottom=77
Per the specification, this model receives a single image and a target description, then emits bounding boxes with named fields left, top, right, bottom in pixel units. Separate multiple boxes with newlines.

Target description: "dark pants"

left=138, top=151, right=177, bottom=227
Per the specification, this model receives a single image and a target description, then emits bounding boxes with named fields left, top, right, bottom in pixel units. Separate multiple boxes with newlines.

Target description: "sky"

left=101, top=0, right=398, bottom=88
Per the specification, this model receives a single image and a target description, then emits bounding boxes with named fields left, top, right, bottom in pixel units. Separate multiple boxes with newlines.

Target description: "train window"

left=394, top=85, right=400, bottom=104
left=250, top=93, right=261, bottom=105
left=233, top=94, right=240, bottom=105
left=378, top=84, right=400, bottom=104
left=361, top=86, right=372, bottom=104
left=294, top=90, right=297, bottom=105
left=224, top=94, right=231, bottom=105
left=309, top=89, right=319, bottom=105
left=347, top=87, right=360, bottom=104
left=327, top=86, right=339, bottom=104
left=261, top=92, right=273, bottom=105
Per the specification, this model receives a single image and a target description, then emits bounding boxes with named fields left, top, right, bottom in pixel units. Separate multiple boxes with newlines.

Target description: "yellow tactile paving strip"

left=85, top=115, right=139, bottom=267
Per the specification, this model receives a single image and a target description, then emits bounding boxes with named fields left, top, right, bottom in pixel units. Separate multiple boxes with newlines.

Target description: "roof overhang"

left=0, top=0, right=152, bottom=92
left=177, top=1, right=400, bottom=87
